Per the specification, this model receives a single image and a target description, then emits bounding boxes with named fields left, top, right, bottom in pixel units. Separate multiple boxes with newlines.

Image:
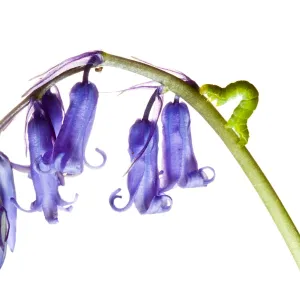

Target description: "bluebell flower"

left=21, top=101, right=73, bottom=223
left=160, top=96, right=215, bottom=192
left=0, top=152, right=17, bottom=268
left=110, top=88, right=172, bottom=214
left=52, top=56, right=106, bottom=175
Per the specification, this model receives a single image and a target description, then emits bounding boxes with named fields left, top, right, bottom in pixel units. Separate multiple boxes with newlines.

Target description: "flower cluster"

left=0, top=51, right=214, bottom=269
left=110, top=88, right=215, bottom=214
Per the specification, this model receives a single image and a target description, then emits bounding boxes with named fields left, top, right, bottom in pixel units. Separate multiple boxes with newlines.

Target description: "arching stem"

left=0, top=51, right=299, bottom=269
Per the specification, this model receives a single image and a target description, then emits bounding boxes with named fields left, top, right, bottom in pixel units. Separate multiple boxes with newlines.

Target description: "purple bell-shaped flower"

left=110, top=88, right=172, bottom=214
left=24, top=101, right=73, bottom=223
left=0, top=152, right=17, bottom=269
left=160, top=96, right=215, bottom=192
left=52, top=55, right=106, bottom=175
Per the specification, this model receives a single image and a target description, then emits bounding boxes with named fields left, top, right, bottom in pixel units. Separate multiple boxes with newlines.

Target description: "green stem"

left=96, top=52, right=300, bottom=268
left=1, top=51, right=300, bottom=268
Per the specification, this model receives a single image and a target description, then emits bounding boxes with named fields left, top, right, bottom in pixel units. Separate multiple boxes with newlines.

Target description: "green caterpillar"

left=200, top=80, right=259, bottom=146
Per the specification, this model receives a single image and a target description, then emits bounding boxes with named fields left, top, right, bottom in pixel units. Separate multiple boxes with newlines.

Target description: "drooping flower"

left=160, top=96, right=215, bottom=192
left=52, top=56, right=106, bottom=175
left=110, top=88, right=172, bottom=214
left=0, top=151, right=17, bottom=269
left=24, top=101, right=73, bottom=223
left=128, top=120, right=172, bottom=213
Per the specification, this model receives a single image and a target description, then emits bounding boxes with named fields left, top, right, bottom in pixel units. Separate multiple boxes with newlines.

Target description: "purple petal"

left=128, top=119, right=172, bottom=214
left=52, top=81, right=98, bottom=175
left=10, top=162, right=30, bottom=174
left=124, top=87, right=163, bottom=176
left=144, top=195, right=172, bottom=214
left=161, top=99, right=215, bottom=191
left=180, top=167, right=216, bottom=188
left=23, top=51, right=103, bottom=98
left=28, top=159, right=74, bottom=224
left=30, top=161, right=59, bottom=224
left=0, top=152, right=17, bottom=252
left=160, top=100, right=197, bottom=191
left=84, top=148, right=107, bottom=169
left=41, top=86, right=64, bottom=137
left=28, top=102, right=55, bottom=161
left=10, top=197, right=37, bottom=213
left=28, top=103, right=69, bottom=223
left=109, top=188, right=134, bottom=212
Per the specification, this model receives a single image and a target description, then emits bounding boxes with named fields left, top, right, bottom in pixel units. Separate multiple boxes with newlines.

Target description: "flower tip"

left=109, top=188, right=133, bottom=212
left=84, top=148, right=107, bottom=170
left=47, top=218, right=59, bottom=225
left=199, top=166, right=216, bottom=185
left=44, top=211, right=59, bottom=224
left=143, top=195, right=173, bottom=214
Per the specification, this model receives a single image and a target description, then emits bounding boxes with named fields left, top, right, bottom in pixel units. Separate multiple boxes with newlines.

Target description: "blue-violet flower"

left=0, top=152, right=17, bottom=268
left=110, top=88, right=172, bottom=214
left=52, top=56, right=105, bottom=175
left=160, top=96, right=215, bottom=192
left=27, top=101, right=72, bottom=223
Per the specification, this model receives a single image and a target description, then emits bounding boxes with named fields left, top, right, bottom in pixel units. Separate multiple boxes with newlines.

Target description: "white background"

left=1, top=0, right=300, bottom=299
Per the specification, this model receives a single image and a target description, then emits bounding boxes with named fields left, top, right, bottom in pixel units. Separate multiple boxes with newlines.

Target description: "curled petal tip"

left=142, top=195, right=173, bottom=214
left=199, top=166, right=216, bottom=185
left=73, top=193, right=79, bottom=203
left=84, top=148, right=107, bottom=169
left=95, top=148, right=107, bottom=168
left=179, top=167, right=215, bottom=188
left=57, top=193, right=78, bottom=211
left=109, top=188, right=133, bottom=212
left=10, top=197, right=36, bottom=213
